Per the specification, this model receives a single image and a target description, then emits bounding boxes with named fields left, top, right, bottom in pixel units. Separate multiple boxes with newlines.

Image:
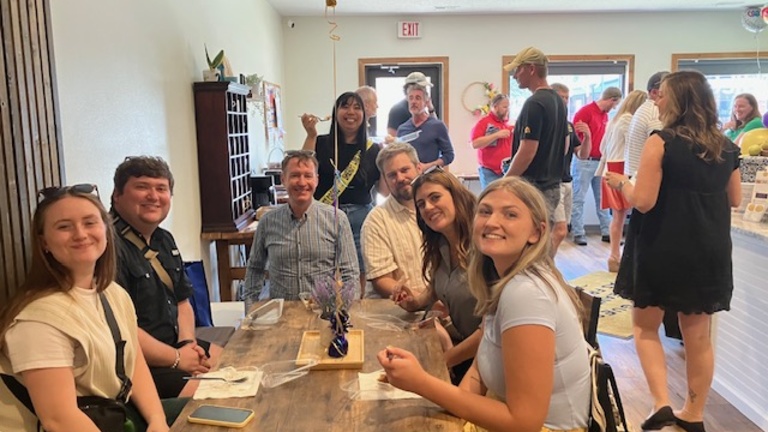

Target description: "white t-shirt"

left=476, top=270, right=590, bottom=430
left=597, top=113, right=633, bottom=176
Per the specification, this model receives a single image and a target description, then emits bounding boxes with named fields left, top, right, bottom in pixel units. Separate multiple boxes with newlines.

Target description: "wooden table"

left=171, top=300, right=463, bottom=431
left=201, top=220, right=258, bottom=301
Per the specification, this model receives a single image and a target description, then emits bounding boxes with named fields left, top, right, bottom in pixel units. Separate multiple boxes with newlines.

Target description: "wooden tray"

left=296, top=329, right=364, bottom=370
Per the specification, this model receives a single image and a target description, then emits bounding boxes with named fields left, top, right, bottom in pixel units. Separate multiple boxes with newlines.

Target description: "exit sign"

left=398, top=21, right=421, bottom=38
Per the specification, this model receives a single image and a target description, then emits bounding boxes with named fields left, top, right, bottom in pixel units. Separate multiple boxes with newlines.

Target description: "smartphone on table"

left=187, top=405, right=255, bottom=428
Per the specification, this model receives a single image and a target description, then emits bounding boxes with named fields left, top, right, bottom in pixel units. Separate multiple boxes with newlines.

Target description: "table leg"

left=215, top=240, right=233, bottom=301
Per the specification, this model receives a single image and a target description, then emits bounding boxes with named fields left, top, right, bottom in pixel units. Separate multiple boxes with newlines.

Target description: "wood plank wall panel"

left=713, top=231, right=768, bottom=430
left=0, top=0, right=62, bottom=303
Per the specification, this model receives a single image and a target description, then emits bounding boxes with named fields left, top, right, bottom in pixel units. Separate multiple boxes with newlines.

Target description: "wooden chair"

left=575, top=286, right=601, bottom=349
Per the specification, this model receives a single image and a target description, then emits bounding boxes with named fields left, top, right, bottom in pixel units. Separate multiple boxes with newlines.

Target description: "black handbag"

left=2, top=292, right=132, bottom=432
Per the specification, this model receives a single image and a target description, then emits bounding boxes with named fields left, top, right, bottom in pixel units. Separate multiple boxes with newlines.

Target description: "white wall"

left=281, top=10, right=766, bottom=177
left=50, top=0, right=284, bottom=272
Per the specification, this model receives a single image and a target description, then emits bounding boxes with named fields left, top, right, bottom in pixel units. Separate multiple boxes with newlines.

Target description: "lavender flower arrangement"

left=311, top=274, right=355, bottom=320
left=311, top=274, right=355, bottom=357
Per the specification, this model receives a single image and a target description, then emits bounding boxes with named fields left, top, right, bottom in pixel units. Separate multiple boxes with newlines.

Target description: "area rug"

left=569, top=271, right=633, bottom=339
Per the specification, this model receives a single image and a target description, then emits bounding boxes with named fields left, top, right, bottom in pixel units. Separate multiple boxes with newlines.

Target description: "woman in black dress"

left=605, top=71, right=741, bottom=432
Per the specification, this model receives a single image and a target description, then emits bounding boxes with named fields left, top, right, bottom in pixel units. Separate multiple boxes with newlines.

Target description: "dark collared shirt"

left=112, top=209, right=192, bottom=346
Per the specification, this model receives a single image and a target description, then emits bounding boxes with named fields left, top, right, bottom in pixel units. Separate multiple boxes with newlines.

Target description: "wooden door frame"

left=358, top=56, right=450, bottom=128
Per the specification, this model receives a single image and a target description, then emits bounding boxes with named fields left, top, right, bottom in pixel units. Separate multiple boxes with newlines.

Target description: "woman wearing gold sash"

left=302, top=92, right=383, bottom=289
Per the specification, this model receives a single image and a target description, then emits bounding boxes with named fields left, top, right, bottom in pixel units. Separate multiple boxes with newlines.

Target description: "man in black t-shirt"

left=112, top=156, right=221, bottom=398
left=503, top=47, right=568, bottom=222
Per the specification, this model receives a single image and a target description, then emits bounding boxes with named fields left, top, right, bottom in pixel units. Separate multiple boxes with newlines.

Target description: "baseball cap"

left=646, top=71, right=669, bottom=91
left=503, top=47, right=549, bottom=72
left=404, top=72, right=433, bottom=87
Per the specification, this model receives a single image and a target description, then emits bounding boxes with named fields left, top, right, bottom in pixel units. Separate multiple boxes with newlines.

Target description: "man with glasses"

left=111, top=155, right=221, bottom=398
left=243, top=151, right=359, bottom=307
left=503, top=46, right=568, bottom=221
left=396, top=83, right=454, bottom=170
left=387, top=71, right=437, bottom=137
left=361, top=143, right=427, bottom=303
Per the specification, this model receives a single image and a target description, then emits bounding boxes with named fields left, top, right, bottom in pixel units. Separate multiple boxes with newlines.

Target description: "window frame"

left=500, top=54, right=635, bottom=96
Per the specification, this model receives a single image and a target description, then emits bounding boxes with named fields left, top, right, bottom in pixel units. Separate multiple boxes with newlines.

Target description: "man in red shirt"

left=471, top=94, right=513, bottom=189
left=570, top=87, right=622, bottom=246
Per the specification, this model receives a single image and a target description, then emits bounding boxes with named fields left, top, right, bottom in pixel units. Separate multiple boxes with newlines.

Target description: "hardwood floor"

left=556, top=233, right=762, bottom=432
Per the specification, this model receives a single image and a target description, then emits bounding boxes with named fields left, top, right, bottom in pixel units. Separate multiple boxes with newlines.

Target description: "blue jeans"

left=340, top=203, right=373, bottom=273
left=570, top=159, right=610, bottom=237
left=478, top=166, right=503, bottom=190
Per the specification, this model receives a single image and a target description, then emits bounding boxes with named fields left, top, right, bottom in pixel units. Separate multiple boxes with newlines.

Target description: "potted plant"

left=203, top=45, right=225, bottom=81
left=245, top=74, right=264, bottom=101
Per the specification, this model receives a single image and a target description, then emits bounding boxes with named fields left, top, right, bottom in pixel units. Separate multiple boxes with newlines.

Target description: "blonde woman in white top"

left=0, top=185, right=168, bottom=432
left=598, top=90, right=648, bottom=272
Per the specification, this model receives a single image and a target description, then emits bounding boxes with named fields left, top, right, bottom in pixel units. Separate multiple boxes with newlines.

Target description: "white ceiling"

left=268, top=0, right=757, bottom=16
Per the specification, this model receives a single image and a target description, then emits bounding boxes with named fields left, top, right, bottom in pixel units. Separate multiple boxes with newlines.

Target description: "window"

left=359, top=57, right=449, bottom=137
left=501, top=55, right=634, bottom=121
left=673, top=53, right=768, bottom=125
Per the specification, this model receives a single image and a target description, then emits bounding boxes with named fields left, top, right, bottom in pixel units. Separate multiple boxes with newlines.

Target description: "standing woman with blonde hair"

left=379, top=177, right=590, bottom=432
left=0, top=185, right=170, bottom=432
left=597, top=89, right=648, bottom=272
left=606, top=71, right=741, bottom=432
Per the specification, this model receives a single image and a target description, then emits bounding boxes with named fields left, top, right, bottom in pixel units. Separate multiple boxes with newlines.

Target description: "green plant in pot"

left=203, top=45, right=225, bottom=81
left=245, top=73, right=264, bottom=100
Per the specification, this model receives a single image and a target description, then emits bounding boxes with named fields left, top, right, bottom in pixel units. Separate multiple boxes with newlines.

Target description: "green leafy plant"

left=205, top=44, right=225, bottom=70
left=245, top=73, right=263, bottom=87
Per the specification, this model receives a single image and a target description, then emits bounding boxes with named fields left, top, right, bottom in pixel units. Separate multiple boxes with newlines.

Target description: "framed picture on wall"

left=262, top=81, right=284, bottom=151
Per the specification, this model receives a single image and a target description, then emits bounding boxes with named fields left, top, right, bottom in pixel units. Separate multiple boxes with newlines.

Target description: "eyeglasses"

left=410, top=165, right=444, bottom=186
left=37, top=183, right=100, bottom=202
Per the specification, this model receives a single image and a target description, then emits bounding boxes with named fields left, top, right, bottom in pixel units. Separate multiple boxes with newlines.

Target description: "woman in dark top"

left=392, top=167, right=481, bottom=383
left=605, top=70, right=741, bottom=432
left=301, top=92, right=381, bottom=287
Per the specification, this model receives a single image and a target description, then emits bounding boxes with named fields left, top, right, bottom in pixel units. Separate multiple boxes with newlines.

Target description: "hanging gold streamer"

left=324, top=0, right=343, bottom=286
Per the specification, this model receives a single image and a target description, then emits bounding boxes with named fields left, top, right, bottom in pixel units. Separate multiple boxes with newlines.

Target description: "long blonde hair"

left=468, top=177, right=581, bottom=317
left=608, top=90, right=647, bottom=128
left=0, top=190, right=116, bottom=348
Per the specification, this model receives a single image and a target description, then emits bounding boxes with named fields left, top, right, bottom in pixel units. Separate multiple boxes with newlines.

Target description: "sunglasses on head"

left=411, top=164, right=444, bottom=185
left=284, top=150, right=316, bottom=158
left=37, top=183, right=100, bottom=202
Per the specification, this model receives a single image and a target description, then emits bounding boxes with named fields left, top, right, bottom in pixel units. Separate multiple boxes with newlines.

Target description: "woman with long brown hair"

left=606, top=71, right=741, bottom=432
left=0, top=185, right=170, bottom=431
left=391, top=168, right=481, bottom=383
left=379, top=177, right=590, bottom=432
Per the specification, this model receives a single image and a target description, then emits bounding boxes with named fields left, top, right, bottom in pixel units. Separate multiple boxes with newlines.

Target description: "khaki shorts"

left=553, top=182, right=573, bottom=224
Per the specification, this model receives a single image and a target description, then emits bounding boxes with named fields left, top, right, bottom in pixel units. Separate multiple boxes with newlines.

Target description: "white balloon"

left=742, top=6, right=767, bottom=33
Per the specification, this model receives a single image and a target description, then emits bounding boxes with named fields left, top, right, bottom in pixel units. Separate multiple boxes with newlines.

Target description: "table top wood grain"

left=170, top=299, right=463, bottom=431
